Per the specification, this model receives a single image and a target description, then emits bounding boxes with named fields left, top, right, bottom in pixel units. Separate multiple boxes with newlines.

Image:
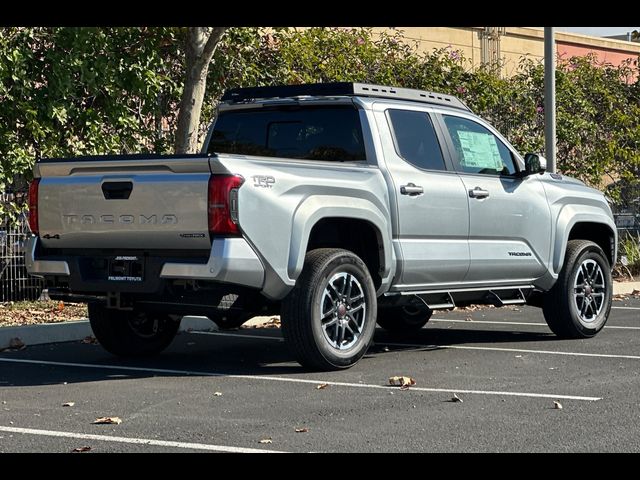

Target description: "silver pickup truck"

left=26, top=82, right=617, bottom=371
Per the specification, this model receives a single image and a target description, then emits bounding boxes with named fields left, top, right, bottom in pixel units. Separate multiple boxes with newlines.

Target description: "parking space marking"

left=612, top=306, right=640, bottom=311
left=195, top=331, right=284, bottom=341
left=429, top=319, right=640, bottom=330
left=0, top=426, right=284, bottom=453
left=0, top=357, right=601, bottom=401
left=193, top=330, right=640, bottom=359
left=381, top=341, right=640, bottom=360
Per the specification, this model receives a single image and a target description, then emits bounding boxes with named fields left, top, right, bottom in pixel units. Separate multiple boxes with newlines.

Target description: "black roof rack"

left=221, top=82, right=471, bottom=112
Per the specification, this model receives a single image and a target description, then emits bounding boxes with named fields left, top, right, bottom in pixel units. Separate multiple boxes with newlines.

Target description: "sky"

left=557, top=27, right=638, bottom=37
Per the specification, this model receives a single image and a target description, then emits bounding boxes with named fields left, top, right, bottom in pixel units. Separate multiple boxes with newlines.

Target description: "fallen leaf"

left=9, top=338, right=25, bottom=350
left=62, top=402, right=75, bottom=407
left=465, top=316, right=473, bottom=321
left=92, top=416, right=122, bottom=425
left=450, top=393, right=463, bottom=403
left=389, top=376, right=416, bottom=389
left=57, top=301, right=65, bottom=312
left=213, top=392, right=223, bottom=397
left=316, top=383, right=329, bottom=390
left=295, top=428, right=309, bottom=433
left=72, top=446, right=91, bottom=453
left=553, top=401, right=563, bottom=410
left=259, top=438, right=272, bottom=444
left=81, top=336, right=98, bottom=344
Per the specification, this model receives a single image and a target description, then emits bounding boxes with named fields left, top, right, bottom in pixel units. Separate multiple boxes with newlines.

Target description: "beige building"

left=373, top=27, right=640, bottom=77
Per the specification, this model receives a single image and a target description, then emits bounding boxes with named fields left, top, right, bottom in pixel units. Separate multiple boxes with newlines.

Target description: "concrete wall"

left=371, top=27, right=640, bottom=77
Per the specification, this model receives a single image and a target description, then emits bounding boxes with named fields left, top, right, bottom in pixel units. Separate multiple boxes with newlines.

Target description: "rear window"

left=208, top=105, right=366, bottom=162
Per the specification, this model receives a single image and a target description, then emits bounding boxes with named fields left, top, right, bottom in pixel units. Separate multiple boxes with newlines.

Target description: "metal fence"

left=1, top=192, right=44, bottom=302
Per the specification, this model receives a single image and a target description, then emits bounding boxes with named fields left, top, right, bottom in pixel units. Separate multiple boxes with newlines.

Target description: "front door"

left=374, top=106, right=470, bottom=290
left=439, top=113, right=551, bottom=284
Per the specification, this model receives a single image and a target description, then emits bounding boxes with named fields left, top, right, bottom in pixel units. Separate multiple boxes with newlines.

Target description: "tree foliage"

left=0, top=27, right=182, bottom=215
left=1, top=27, right=639, bottom=215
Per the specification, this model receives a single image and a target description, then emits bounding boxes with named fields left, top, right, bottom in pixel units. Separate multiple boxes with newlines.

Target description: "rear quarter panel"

left=212, top=155, right=394, bottom=299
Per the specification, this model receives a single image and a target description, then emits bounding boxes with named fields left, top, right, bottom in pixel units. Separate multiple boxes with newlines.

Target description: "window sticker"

left=456, top=131, right=504, bottom=170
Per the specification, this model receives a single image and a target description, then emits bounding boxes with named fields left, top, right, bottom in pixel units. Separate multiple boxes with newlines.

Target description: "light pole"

left=544, top=27, right=556, bottom=173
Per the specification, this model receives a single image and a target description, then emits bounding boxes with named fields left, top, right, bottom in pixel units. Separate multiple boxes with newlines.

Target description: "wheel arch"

left=288, top=197, right=395, bottom=295
left=553, top=207, right=617, bottom=273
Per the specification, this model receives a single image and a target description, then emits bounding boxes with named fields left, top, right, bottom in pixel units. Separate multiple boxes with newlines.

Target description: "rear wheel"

left=377, top=305, right=432, bottom=333
left=281, top=248, right=377, bottom=371
left=543, top=240, right=612, bottom=338
left=88, top=303, right=181, bottom=357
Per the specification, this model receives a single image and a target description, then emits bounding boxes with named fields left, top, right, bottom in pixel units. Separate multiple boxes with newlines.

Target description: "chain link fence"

left=1, top=191, right=44, bottom=302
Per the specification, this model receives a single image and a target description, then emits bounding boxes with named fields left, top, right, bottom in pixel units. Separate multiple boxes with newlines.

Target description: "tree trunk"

left=175, top=27, right=227, bottom=154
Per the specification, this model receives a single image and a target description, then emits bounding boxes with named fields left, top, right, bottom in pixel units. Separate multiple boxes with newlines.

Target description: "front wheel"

left=281, top=248, right=377, bottom=371
left=543, top=240, right=613, bottom=338
left=88, top=303, right=181, bottom=357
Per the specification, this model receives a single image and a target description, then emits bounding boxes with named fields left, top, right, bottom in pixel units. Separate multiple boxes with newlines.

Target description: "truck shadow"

left=0, top=326, right=563, bottom=387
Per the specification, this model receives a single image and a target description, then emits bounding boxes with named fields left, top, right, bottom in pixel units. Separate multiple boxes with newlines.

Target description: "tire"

left=281, top=248, right=377, bottom=371
left=543, top=240, right=612, bottom=339
left=88, top=303, right=181, bottom=357
left=377, top=305, right=432, bottom=333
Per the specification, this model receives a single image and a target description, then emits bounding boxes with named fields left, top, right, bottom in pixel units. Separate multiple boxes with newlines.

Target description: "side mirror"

left=523, top=153, right=547, bottom=176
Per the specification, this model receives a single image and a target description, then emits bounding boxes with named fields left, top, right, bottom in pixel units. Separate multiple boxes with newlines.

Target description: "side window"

left=387, top=109, right=446, bottom=171
left=443, top=115, right=517, bottom=176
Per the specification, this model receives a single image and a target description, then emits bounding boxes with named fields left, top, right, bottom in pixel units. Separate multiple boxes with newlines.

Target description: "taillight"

left=28, top=179, right=40, bottom=235
left=208, top=174, right=244, bottom=236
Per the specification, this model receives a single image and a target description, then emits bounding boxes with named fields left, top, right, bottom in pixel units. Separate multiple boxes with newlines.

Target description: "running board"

left=382, top=285, right=534, bottom=311
left=486, top=288, right=527, bottom=307
left=414, top=292, right=455, bottom=310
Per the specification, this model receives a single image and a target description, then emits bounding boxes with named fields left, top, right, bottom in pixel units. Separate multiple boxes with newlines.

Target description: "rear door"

left=437, top=113, right=551, bottom=284
left=374, top=104, right=470, bottom=290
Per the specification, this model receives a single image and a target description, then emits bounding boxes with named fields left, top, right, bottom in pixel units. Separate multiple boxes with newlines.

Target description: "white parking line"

left=195, top=331, right=283, bottom=341
left=193, top=330, right=640, bottom=361
left=0, top=426, right=284, bottom=453
left=429, top=319, right=640, bottom=330
left=612, top=306, right=640, bottom=311
left=381, top=342, right=640, bottom=360
left=0, top=357, right=600, bottom=402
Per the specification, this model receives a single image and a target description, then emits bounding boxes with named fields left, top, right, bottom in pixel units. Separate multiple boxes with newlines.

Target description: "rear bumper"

left=25, top=236, right=265, bottom=290
left=25, top=236, right=70, bottom=276
left=160, top=237, right=264, bottom=288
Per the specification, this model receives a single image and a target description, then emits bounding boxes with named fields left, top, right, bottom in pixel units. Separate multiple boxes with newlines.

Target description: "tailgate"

left=36, top=156, right=211, bottom=250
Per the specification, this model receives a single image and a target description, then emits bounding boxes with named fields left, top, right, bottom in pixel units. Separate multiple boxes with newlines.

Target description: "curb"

left=0, top=315, right=276, bottom=351
left=613, top=281, right=640, bottom=295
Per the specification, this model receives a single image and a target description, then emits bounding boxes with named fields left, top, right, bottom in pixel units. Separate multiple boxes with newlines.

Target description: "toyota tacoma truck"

left=26, top=82, right=617, bottom=371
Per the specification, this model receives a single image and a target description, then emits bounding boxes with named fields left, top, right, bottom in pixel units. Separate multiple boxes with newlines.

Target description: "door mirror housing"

left=523, top=153, right=547, bottom=176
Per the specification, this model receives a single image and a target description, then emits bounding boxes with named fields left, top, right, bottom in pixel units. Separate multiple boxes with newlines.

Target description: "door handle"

left=400, top=183, right=424, bottom=196
left=102, top=181, right=133, bottom=200
left=468, top=187, right=490, bottom=199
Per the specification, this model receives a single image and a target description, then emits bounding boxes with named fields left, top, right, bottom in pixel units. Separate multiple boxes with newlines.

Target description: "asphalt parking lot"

left=1, top=298, right=640, bottom=453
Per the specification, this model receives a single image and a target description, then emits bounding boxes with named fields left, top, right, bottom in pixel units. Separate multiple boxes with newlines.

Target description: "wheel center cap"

left=584, top=285, right=592, bottom=296
left=338, top=304, right=347, bottom=317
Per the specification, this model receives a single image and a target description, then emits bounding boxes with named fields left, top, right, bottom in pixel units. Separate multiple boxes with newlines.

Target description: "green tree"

left=0, top=27, right=182, bottom=215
